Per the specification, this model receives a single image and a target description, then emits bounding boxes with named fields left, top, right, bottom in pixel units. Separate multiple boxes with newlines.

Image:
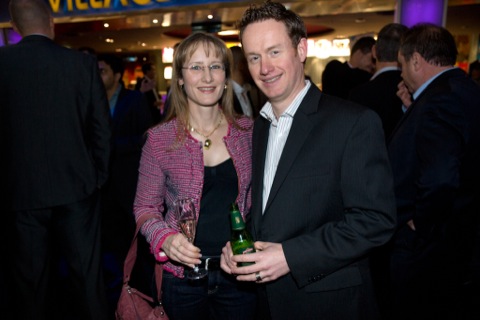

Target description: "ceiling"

left=6, top=0, right=480, bottom=53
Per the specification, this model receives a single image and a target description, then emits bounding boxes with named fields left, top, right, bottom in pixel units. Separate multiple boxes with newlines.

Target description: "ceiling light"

left=162, top=13, right=172, bottom=27
left=164, top=66, right=173, bottom=80
left=218, top=30, right=239, bottom=36
left=207, top=15, right=213, bottom=20
left=104, top=23, right=109, bottom=28
left=152, top=19, right=159, bottom=24
left=105, top=38, right=114, bottom=43
left=162, top=47, right=174, bottom=63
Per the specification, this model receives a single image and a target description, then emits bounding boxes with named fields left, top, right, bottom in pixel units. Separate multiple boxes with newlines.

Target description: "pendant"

left=204, top=139, right=212, bottom=150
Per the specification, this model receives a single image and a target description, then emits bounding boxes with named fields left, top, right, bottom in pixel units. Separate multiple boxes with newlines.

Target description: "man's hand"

left=397, top=80, right=412, bottom=110
left=221, top=241, right=290, bottom=283
left=140, top=78, right=156, bottom=93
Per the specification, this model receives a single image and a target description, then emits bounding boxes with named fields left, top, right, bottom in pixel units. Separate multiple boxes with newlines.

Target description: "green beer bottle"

left=230, top=203, right=255, bottom=266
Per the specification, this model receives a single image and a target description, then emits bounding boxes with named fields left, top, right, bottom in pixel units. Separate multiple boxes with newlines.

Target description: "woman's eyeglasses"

left=182, top=64, right=225, bottom=75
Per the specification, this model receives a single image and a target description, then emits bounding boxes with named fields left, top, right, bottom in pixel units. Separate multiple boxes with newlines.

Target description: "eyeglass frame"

left=181, top=64, right=226, bottom=74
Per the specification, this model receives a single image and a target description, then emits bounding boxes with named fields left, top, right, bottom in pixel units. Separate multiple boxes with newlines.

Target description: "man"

left=469, top=59, right=480, bottom=85
left=230, top=45, right=255, bottom=118
left=388, top=23, right=480, bottom=320
left=349, top=23, right=408, bottom=140
left=135, top=62, right=164, bottom=124
left=0, top=0, right=111, bottom=319
left=220, top=2, right=396, bottom=319
left=230, top=45, right=267, bottom=118
left=321, top=36, right=376, bottom=99
left=97, top=54, right=153, bottom=315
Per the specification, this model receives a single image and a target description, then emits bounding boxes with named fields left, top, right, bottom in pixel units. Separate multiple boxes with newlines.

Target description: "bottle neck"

left=230, top=210, right=245, bottom=230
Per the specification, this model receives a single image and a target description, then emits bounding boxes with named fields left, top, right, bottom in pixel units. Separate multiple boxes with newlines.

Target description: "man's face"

left=146, top=66, right=156, bottom=80
left=242, top=19, right=307, bottom=112
left=98, top=61, right=118, bottom=91
left=357, top=51, right=375, bottom=74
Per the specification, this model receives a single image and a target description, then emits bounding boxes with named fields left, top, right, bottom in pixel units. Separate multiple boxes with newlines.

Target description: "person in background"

left=97, top=54, right=153, bottom=318
left=388, top=23, right=480, bottom=320
left=135, top=62, right=164, bottom=124
left=348, top=23, right=408, bottom=318
left=220, top=1, right=396, bottom=319
left=321, top=35, right=376, bottom=99
left=469, top=59, right=480, bottom=85
left=348, top=23, right=408, bottom=140
left=230, top=45, right=254, bottom=118
left=0, top=0, right=111, bottom=319
left=133, top=32, right=256, bottom=319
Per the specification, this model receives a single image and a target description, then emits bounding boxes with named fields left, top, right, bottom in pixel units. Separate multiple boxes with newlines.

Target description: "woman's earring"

left=224, top=84, right=227, bottom=90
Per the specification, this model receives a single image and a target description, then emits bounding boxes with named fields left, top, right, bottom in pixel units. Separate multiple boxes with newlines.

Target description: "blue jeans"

left=162, top=269, right=257, bottom=320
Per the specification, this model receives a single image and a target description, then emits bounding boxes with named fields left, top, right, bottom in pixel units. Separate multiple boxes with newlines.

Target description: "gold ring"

left=255, top=272, right=262, bottom=282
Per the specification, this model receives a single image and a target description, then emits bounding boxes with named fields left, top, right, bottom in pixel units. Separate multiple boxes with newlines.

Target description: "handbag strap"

left=123, top=213, right=164, bottom=302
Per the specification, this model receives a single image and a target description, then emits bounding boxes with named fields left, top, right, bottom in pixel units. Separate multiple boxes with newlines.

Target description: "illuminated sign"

left=0, top=0, right=238, bottom=22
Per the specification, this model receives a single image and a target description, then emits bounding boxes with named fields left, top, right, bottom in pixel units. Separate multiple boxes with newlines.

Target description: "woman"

left=133, top=32, right=256, bottom=319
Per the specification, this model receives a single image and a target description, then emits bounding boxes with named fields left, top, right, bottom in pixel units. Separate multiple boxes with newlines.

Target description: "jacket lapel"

left=263, top=86, right=320, bottom=215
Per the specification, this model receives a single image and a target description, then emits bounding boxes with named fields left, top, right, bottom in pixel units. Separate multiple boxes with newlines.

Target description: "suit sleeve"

left=413, top=93, right=464, bottom=239
left=86, top=56, right=111, bottom=188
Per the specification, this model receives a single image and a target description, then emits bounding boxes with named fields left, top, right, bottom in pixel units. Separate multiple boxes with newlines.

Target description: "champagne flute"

left=174, top=198, right=207, bottom=280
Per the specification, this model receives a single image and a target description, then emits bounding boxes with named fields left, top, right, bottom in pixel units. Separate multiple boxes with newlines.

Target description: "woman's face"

left=179, top=43, right=227, bottom=110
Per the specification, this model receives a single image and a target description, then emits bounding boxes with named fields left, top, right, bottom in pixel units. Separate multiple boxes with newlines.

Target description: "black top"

left=195, top=158, right=238, bottom=256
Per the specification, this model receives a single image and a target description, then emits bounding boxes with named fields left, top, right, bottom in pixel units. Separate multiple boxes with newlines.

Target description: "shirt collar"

left=260, top=80, right=311, bottom=123
left=413, top=67, right=456, bottom=100
left=370, top=66, right=400, bottom=80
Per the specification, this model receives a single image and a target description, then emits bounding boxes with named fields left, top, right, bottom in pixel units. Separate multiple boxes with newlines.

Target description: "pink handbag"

left=115, top=214, right=168, bottom=320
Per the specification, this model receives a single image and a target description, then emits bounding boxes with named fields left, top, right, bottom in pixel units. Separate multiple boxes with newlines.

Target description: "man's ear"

left=412, top=52, right=422, bottom=71
left=372, top=45, right=378, bottom=60
left=297, top=38, right=308, bottom=63
left=10, top=20, right=21, bottom=36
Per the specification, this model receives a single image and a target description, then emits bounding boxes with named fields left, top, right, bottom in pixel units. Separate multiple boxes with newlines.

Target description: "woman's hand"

left=162, top=233, right=201, bottom=268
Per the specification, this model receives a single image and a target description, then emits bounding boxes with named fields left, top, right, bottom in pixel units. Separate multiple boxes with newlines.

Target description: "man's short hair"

left=351, top=36, right=376, bottom=55
left=399, top=23, right=457, bottom=66
left=375, top=23, right=408, bottom=62
left=97, top=54, right=124, bottom=79
left=141, top=62, right=154, bottom=75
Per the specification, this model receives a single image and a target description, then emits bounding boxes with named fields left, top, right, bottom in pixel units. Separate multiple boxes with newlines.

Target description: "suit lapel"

left=252, top=116, right=270, bottom=235
left=263, top=87, right=319, bottom=214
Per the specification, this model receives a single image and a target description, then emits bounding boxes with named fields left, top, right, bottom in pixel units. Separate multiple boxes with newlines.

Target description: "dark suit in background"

left=349, top=69, right=404, bottom=140
left=0, top=1, right=110, bottom=319
left=321, top=60, right=372, bottom=99
left=321, top=36, right=376, bottom=99
left=348, top=23, right=409, bottom=318
left=102, top=87, right=153, bottom=316
left=388, top=24, right=480, bottom=320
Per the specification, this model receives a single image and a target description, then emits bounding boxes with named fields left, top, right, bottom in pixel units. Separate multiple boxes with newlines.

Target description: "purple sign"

left=399, top=0, right=447, bottom=27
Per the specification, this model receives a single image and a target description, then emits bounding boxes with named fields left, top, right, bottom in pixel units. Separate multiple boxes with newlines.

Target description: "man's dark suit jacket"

left=321, top=60, right=372, bottom=99
left=106, top=87, right=153, bottom=213
left=135, top=77, right=162, bottom=124
left=348, top=69, right=404, bottom=140
left=0, top=35, right=111, bottom=211
left=251, top=84, right=396, bottom=319
left=387, top=68, right=480, bottom=316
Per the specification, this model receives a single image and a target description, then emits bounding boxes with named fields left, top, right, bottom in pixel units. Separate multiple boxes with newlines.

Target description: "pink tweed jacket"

left=133, top=116, right=253, bottom=277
